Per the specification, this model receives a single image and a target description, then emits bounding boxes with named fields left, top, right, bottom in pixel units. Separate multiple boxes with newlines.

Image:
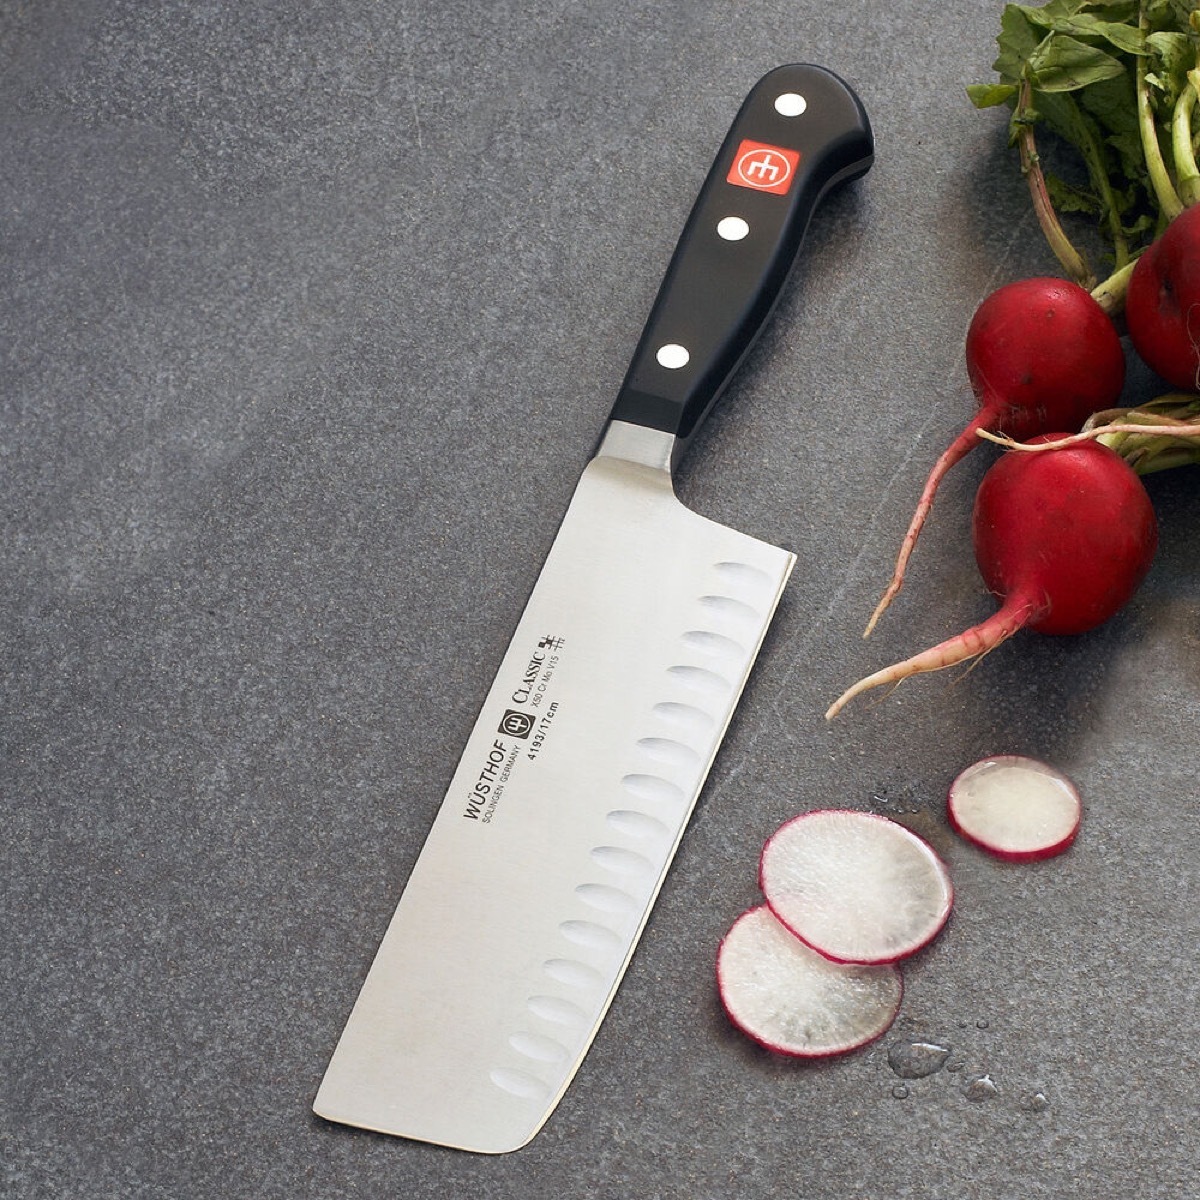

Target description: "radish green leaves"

left=969, top=0, right=1200, bottom=293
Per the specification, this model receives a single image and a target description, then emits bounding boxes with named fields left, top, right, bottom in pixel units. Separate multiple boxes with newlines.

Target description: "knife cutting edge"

left=314, top=63, right=873, bottom=1154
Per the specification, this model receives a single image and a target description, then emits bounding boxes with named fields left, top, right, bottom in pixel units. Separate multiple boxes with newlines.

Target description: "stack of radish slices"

left=718, top=811, right=950, bottom=1057
left=717, top=758, right=1081, bottom=1057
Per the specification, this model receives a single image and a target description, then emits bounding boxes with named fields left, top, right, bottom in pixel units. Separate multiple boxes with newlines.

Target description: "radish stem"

left=1172, top=82, right=1200, bottom=208
left=1091, top=259, right=1137, bottom=317
left=1138, top=1, right=1185, bottom=220
left=980, top=421, right=1200, bottom=447
left=978, top=388, right=1200, bottom=473
left=1017, top=79, right=1094, bottom=287
left=1092, top=397, right=1200, bottom=470
left=1063, top=92, right=1133, bottom=269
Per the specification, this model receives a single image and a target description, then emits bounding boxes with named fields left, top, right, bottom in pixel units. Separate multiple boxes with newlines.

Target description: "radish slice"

left=716, top=904, right=903, bottom=1057
left=759, top=810, right=953, bottom=964
left=948, top=755, right=1081, bottom=862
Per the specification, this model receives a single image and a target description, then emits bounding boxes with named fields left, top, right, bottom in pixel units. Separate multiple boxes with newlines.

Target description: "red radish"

left=829, top=438, right=1158, bottom=719
left=1125, top=204, right=1200, bottom=389
left=865, top=278, right=1126, bottom=635
left=716, top=904, right=903, bottom=1057
left=759, top=810, right=953, bottom=964
left=948, top=755, right=1081, bottom=862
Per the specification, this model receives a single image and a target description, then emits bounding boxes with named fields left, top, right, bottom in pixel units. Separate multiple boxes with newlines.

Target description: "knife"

left=314, top=63, right=873, bottom=1154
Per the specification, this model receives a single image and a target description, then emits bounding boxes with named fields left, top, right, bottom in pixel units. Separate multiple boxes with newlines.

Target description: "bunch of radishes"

left=828, top=1, right=1200, bottom=719
left=717, top=1, right=1200, bottom=1064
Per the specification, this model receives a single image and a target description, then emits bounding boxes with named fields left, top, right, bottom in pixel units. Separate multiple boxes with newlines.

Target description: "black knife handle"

left=608, top=64, right=873, bottom=456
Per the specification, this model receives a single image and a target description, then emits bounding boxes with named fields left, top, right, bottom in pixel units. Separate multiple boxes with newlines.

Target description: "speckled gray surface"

left=4, top=2, right=1199, bottom=1197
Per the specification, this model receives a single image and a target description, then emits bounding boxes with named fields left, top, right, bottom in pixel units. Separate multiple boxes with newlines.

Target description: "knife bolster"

left=594, top=420, right=677, bottom=474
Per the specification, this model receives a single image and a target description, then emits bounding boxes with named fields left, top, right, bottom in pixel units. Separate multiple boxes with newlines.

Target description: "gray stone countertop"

left=4, top=3, right=1198, bottom=1197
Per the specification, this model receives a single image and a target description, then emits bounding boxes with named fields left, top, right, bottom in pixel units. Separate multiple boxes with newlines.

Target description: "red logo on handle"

left=727, top=139, right=801, bottom=195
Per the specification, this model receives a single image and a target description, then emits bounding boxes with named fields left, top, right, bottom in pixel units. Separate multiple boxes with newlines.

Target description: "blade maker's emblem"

left=726, top=139, right=800, bottom=194
left=499, top=710, right=536, bottom=738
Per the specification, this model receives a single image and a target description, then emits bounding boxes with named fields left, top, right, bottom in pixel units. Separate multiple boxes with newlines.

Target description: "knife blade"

left=314, top=63, right=873, bottom=1154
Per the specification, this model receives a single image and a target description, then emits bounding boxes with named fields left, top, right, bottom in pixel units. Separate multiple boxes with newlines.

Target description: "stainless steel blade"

left=313, top=424, right=794, bottom=1152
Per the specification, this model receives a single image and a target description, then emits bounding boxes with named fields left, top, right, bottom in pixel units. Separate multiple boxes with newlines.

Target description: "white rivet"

left=775, top=92, right=807, bottom=117
left=656, top=343, right=690, bottom=369
left=717, top=216, right=750, bottom=241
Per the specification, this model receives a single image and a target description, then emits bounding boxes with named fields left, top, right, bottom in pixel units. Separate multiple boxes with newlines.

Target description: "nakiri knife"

left=314, top=63, right=873, bottom=1154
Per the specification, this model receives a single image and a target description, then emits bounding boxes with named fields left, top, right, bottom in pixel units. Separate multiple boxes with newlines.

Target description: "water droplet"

left=891, top=1084, right=910, bottom=1100
left=975, top=1019, right=990, bottom=1030
left=1019, top=1090, right=1051, bottom=1114
left=963, top=1074, right=999, bottom=1102
left=887, top=1040, right=952, bottom=1079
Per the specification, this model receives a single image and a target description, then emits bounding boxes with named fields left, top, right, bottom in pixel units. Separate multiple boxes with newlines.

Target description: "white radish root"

left=827, top=598, right=1035, bottom=720
left=863, top=419, right=986, bottom=637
